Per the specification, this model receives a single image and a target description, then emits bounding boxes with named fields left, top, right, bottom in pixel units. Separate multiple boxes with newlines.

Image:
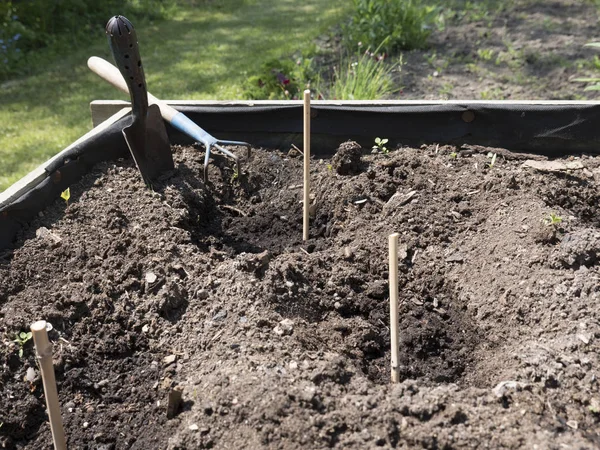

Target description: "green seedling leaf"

left=60, top=188, right=70, bottom=202
left=14, top=331, right=32, bottom=359
left=487, top=152, right=497, bottom=167
left=373, top=137, right=390, bottom=154
left=584, top=42, right=600, bottom=49
left=543, top=212, right=562, bottom=227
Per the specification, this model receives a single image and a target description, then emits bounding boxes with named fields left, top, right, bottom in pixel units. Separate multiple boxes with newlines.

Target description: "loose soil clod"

left=1, top=143, right=599, bottom=449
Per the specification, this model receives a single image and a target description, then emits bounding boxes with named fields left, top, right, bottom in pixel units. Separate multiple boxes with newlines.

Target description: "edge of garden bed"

left=1, top=99, right=599, bottom=249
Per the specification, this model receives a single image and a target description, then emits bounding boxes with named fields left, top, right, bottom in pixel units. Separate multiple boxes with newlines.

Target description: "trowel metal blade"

left=122, top=104, right=174, bottom=185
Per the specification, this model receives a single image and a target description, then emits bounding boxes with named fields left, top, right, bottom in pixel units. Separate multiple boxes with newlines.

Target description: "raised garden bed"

left=1, top=102, right=599, bottom=448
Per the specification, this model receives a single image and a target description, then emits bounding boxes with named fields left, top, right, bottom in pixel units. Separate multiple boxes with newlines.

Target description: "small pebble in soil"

left=145, top=272, right=158, bottom=284
left=493, top=380, right=527, bottom=398
left=577, top=333, right=591, bottom=345
left=94, top=379, right=109, bottom=389
left=343, top=247, right=354, bottom=260
left=164, top=354, right=177, bottom=365
left=25, top=367, right=36, bottom=382
left=196, top=289, right=209, bottom=300
left=273, top=318, right=294, bottom=336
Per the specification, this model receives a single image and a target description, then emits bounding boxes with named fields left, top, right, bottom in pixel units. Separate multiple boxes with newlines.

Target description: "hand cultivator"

left=93, top=18, right=251, bottom=183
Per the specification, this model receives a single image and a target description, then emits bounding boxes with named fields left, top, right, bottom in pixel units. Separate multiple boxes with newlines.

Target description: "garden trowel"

left=105, top=15, right=174, bottom=185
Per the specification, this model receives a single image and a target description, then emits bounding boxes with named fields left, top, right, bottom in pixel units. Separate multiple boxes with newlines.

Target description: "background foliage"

left=342, top=0, right=438, bottom=53
left=0, top=0, right=174, bottom=80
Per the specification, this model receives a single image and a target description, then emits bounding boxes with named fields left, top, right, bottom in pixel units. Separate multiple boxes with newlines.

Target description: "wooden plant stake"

left=30, top=320, right=67, bottom=450
left=303, top=89, right=311, bottom=241
left=389, top=233, right=400, bottom=383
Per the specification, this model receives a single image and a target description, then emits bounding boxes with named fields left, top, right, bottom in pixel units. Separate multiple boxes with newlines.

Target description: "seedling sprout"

left=60, top=188, right=70, bottom=207
left=14, top=331, right=32, bottom=358
left=373, top=137, right=389, bottom=154
left=543, top=212, right=563, bottom=227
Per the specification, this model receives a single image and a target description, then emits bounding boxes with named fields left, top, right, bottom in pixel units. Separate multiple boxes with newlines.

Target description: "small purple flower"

left=275, top=71, right=290, bottom=85
left=13, top=33, right=21, bottom=41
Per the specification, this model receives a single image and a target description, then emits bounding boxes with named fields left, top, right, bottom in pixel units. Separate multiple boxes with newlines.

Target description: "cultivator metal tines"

left=88, top=56, right=251, bottom=183
left=200, top=136, right=252, bottom=183
left=165, top=111, right=252, bottom=182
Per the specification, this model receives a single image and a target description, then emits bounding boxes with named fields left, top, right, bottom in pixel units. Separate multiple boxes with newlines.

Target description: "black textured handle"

left=106, top=16, right=147, bottom=125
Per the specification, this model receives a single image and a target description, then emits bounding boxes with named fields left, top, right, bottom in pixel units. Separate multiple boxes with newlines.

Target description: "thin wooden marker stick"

left=389, top=233, right=400, bottom=383
left=30, top=320, right=67, bottom=450
left=303, top=89, right=311, bottom=241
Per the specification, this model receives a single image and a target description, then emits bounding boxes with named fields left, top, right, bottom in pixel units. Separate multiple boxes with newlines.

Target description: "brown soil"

left=397, top=0, right=600, bottom=100
left=1, top=143, right=600, bottom=449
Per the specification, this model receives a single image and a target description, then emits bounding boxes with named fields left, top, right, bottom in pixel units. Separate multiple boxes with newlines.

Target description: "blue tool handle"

left=170, top=112, right=217, bottom=147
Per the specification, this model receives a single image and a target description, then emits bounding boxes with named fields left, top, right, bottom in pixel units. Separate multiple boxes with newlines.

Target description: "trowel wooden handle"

left=88, top=56, right=178, bottom=122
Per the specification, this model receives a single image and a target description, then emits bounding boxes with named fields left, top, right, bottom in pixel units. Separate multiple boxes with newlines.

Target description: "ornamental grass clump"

left=328, top=41, right=401, bottom=100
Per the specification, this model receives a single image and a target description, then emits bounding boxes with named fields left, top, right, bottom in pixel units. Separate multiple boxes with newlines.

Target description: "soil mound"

left=331, top=140, right=363, bottom=175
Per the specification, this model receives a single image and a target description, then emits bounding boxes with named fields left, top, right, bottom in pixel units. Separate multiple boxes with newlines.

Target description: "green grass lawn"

left=0, top=0, right=350, bottom=192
